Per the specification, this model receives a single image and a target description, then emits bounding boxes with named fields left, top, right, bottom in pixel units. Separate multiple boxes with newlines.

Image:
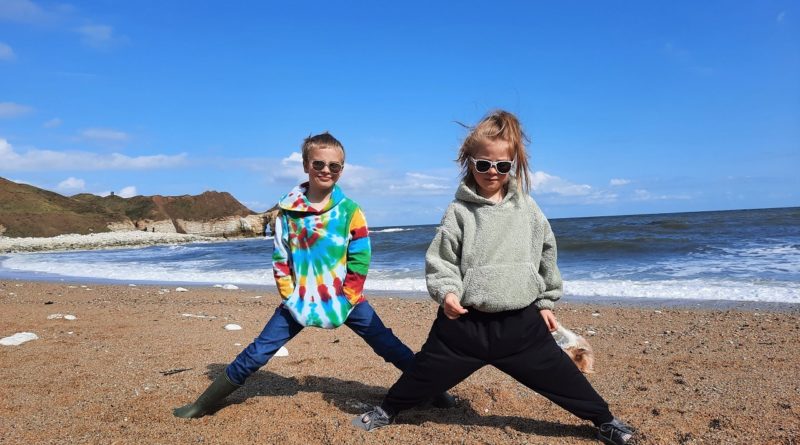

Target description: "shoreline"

left=0, top=231, right=266, bottom=254
left=0, top=231, right=217, bottom=253
left=0, top=274, right=797, bottom=313
left=1, top=280, right=798, bottom=444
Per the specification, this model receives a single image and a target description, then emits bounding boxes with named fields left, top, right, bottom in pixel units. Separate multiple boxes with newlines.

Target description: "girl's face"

left=304, top=146, right=344, bottom=194
left=470, top=139, right=513, bottom=200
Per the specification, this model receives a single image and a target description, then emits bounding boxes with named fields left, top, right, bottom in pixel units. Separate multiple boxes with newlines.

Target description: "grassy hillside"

left=0, top=177, right=125, bottom=237
left=0, top=177, right=256, bottom=237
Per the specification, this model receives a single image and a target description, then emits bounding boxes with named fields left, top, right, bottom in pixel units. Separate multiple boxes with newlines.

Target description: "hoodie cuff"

left=534, top=298, right=555, bottom=311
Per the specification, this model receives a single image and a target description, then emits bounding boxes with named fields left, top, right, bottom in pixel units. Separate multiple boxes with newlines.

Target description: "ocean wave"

left=372, top=228, right=409, bottom=234
left=565, top=279, right=800, bottom=304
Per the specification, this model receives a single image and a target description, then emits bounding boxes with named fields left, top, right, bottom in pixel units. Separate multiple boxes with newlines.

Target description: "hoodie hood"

left=278, top=182, right=346, bottom=214
left=455, top=175, right=521, bottom=206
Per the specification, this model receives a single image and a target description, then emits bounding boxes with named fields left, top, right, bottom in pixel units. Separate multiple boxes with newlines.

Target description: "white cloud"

left=530, top=170, right=618, bottom=204
left=664, top=42, right=714, bottom=76
left=532, top=171, right=592, bottom=196
left=610, top=178, right=631, bottom=186
left=384, top=172, right=451, bottom=195
left=0, top=102, right=33, bottom=118
left=9, top=178, right=32, bottom=185
left=56, top=176, right=85, bottom=192
left=117, top=186, right=137, bottom=198
left=0, top=0, right=48, bottom=23
left=75, top=24, right=116, bottom=48
left=0, top=138, right=187, bottom=171
left=258, top=151, right=453, bottom=196
left=633, top=189, right=691, bottom=201
left=43, top=118, right=62, bottom=128
left=81, top=128, right=129, bottom=142
left=0, top=42, right=15, bottom=61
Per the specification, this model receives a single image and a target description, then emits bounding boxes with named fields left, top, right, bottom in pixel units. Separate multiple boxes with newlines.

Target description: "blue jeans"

left=226, top=301, right=415, bottom=385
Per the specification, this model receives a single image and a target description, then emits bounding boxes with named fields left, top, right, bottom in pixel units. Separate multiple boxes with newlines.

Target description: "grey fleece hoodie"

left=425, top=175, right=563, bottom=312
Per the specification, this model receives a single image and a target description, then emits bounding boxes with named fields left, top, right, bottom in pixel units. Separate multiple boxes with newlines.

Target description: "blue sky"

left=1, top=1, right=798, bottom=226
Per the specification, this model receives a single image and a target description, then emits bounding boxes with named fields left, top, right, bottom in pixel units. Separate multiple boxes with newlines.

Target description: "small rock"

left=224, top=324, right=242, bottom=331
left=1, top=332, right=39, bottom=346
left=222, top=284, right=239, bottom=290
left=175, top=287, right=189, bottom=292
left=274, top=346, right=289, bottom=357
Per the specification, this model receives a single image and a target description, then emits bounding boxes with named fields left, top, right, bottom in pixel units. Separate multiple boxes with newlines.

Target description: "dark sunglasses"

left=469, top=157, right=514, bottom=174
left=310, top=160, right=344, bottom=173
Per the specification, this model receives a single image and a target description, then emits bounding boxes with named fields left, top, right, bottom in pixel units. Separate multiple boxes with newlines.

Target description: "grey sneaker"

left=352, top=406, right=393, bottom=431
left=597, top=418, right=636, bottom=444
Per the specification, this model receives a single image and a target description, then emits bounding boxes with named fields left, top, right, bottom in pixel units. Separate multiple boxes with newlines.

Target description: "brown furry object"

left=552, top=324, right=595, bottom=374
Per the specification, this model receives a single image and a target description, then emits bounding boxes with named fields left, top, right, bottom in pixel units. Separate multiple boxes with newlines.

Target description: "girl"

left=352, top=111, right=635, bottom=444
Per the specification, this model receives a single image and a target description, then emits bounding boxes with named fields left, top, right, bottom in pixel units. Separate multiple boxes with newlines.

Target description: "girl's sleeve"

left=271, top=213, right=295, bottom=299
left=534, top=219, right=563, bottom=310
left=425, top=208, right=463, bottom=305
left=343, top=207, right=371, bottom=305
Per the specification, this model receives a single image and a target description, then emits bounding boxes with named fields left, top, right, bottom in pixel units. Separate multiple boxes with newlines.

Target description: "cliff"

left=0, top=177, right=276, bottom=238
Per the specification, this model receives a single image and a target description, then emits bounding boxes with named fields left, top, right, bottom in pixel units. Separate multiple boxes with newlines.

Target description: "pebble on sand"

left=1, top=332, right=39, bottom=346
left=47, top=314, right=77, bottom=320
left=274, top=346, right=289, bottom=357
left=175, top=287, right=189, bottom=292
left=224, top=324, right=242, bottom=331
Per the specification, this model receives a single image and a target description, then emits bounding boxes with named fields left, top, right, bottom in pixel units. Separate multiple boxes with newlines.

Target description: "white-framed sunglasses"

left=469, top=157, right=514, bottom=175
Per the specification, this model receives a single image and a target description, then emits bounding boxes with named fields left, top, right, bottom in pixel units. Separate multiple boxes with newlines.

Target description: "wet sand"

left=1, top=280, right=798, bottom=444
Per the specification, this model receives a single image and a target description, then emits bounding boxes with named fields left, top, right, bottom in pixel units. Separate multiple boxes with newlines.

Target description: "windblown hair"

left=456, top=110, right=531, bottom=193
left=301, top=132, right=345, bottom=164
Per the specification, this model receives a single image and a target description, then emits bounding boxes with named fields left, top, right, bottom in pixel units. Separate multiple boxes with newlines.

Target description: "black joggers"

left=381, top=304, right=614, bottom=426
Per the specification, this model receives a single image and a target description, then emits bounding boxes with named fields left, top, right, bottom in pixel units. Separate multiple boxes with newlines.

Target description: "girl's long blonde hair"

left=456, top=110, right=531, bottom=193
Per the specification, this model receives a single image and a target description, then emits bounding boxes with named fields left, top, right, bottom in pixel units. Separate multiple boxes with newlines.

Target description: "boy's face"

left=304, top=146, right=344, bottom=193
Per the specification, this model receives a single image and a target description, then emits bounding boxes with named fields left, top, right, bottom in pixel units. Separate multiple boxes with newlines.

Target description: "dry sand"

left=1, top=280, right=798, bottom=444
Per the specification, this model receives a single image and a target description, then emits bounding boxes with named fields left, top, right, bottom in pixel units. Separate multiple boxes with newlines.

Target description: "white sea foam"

left=372, top=228, right=408, bottom=234
left=565, top=279, right=800, bottom=304
left=0, top=232, right=216, bottom=253
left=3, top=248, right=798, bottom=303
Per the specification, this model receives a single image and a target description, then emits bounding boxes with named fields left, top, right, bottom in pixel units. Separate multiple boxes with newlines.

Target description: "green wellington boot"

left=173, top=373, right=240, bottom=418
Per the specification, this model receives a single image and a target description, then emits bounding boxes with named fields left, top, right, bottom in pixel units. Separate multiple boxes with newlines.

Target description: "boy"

left=173, top=132, right=453, bottom=418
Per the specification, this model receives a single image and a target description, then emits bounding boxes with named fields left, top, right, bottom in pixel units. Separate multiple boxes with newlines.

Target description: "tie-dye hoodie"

left=272, top=182, right=370, bottom=328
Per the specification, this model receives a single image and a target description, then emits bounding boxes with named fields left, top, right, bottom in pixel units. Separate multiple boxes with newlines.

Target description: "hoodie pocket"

left=461, top=263, right=541, bottom=307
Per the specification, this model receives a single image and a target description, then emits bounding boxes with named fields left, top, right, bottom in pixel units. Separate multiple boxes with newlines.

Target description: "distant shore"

left=0, top=231, right=225, bottom=253
left=1, top=280, right=798, bottom=444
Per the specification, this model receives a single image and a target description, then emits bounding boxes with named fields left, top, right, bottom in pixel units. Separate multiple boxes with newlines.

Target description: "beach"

left=1, top=280, right=798, bottom=444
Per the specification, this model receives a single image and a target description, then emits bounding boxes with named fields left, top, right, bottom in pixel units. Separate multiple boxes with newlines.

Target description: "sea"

left=1, top=207, right=798, bottom=306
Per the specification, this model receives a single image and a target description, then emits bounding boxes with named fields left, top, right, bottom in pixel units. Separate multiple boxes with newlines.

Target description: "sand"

left=1, top=280, right=798, bottom=444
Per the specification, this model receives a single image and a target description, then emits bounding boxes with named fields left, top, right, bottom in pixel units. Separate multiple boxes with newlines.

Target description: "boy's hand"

left=539, top=309, right=557, bottom=332
left=443, top=293, right=468, bottom=319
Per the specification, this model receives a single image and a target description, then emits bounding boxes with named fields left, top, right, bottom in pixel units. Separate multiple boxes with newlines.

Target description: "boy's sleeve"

left=425, top=208, right=463, bottom=305
left=272, top=212, right=295, bottom=299
left=534, top=219, right=563, bottom=310
left=343, top=207, right=370, bottom=305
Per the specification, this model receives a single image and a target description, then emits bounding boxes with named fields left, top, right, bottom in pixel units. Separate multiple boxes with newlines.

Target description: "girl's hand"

left=539, top=309, right=558, bottom=332
left=443, top=293, right=468, bottom=319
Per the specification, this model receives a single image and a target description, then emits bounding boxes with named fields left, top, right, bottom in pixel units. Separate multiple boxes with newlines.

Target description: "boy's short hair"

left=301, top=132, right=345, bottom=164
